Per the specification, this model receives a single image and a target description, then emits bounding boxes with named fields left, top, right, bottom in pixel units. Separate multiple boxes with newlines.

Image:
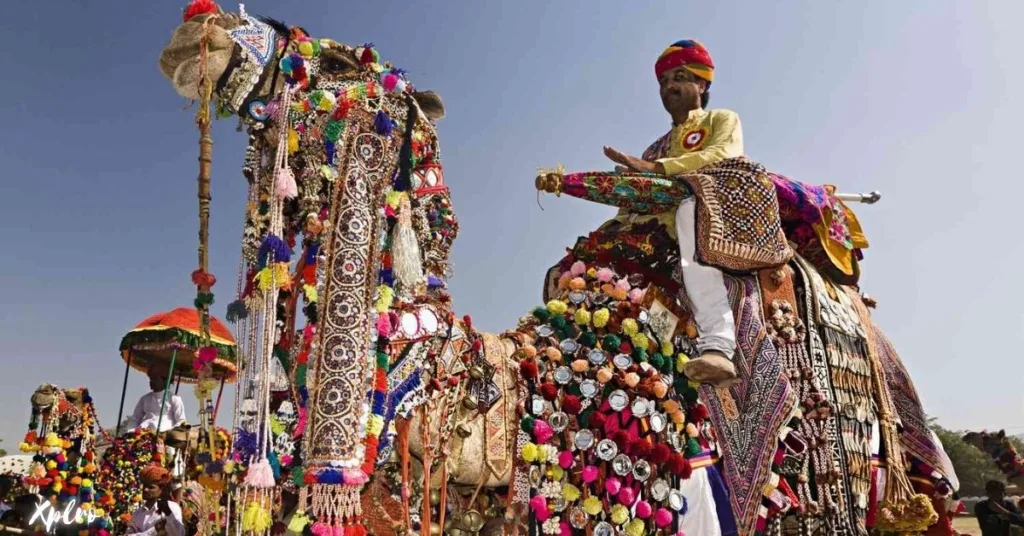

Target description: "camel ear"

left=412, top=90, right=445, bottom=121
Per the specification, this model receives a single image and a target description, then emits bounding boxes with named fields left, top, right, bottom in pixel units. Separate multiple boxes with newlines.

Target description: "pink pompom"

left=376, top=314, right=392, bottom=338
left=310, top=523, right=332, bottom=536
left=332, top=526, right=345, bottom=536
left=293, top=407, right=308, bottom=438
left=382, top=73, right=399, bottom=93
left=570, top=261, right=587, bottom=276
left=275, top=168, right=298, bottom=199
left=530, top=496, right=549, bottom=522
left=596, top=268, right=614, bottom=283
left=654, top=508, right=673, bottom=528
left=615, top=278, right=631, bottom=292
left=617, top=486, right=636, bottom=506
left=628, top=288, right=644, bottom=304
left=533, top=420, right=554, bottom=443
left=558, top=450, right=575, bottom=469
left=635, top=501, right=652, bottom=519
left=605, top=477, right=621, bottom=495
left=582, top=465, right=598, bottom=483
left=559, top=522, right=571, bottom=536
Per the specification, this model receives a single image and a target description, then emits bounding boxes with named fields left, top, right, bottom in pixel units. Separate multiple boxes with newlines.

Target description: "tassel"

left=391, top=196, right=424, bottom=289
left=374, top=110, right=393, bottom=136
left=243, top=458, right=277, bottom=488
left=242, top=502, right=273, bottom=532
left=287, top=511, right=311, bottom=533
left=310, top=522, right=331, bottom=536
left=275, top=168, right=298, bottom=199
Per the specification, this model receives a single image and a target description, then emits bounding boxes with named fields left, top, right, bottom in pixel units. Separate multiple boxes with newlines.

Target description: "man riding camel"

left=604, top=39, right=742, bottom=386
left=126, top=363, right=187, bottom=433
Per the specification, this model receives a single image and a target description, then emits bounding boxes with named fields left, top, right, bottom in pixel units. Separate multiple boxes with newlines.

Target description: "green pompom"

left=376, top=351, right=390, bottom=369
left=533, top=307, right=551, bottom=322
left=685, top=437, right=702, bottom=457
left=632, top=348, right=647, bottom=363
left=579, top=332, right=597, bottom=348
left=520, top=416, right=535, bottom=435
left=650, top=353, right=665, bottom=370
left=682, top=386, right=700, bottom=404
left=550, top=315, right=567, bottom=329
left=602, top=335, right=621, bottom=350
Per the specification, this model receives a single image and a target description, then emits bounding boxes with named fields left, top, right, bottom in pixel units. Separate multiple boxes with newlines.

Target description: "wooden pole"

left=197, top=75, right=214, bottom=339
left=115, top=352, right=132, bottom=437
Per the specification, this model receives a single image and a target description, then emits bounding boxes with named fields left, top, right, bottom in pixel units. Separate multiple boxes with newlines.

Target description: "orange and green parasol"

left=119, top=307, right=238, bottom=384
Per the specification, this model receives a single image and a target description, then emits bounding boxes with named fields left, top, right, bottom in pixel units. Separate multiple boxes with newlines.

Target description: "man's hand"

left=604, top=146, right=660, bottom=174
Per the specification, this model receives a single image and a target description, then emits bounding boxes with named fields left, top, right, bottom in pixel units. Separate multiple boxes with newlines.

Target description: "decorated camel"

left=160, top=3, right=951, bottom=535
left=18, top=385, right=114, bottom=533
left=964, top=430, right=1024, bottom=491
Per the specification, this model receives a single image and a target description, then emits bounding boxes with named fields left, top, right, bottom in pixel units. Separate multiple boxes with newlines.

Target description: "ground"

left=953, top=515, right=979, bottom=535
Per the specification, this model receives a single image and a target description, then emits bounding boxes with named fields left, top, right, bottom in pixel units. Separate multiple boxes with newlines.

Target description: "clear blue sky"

left=1, top=1, right=1021, bottom=449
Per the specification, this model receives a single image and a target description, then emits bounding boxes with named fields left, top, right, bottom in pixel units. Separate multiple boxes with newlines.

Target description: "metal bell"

left=461, top=395, right=479, bottom=411
left=469, top=365, right=485, bottom=380
left=455, top=423, right=473, bottom=438
left=429, top=489, right=442, bottom=506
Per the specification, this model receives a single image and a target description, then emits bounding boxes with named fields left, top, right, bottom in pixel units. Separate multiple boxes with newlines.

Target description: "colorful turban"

left=140, top=464, right=172, bottom=487
left=655, top=40, right=714, bottom=83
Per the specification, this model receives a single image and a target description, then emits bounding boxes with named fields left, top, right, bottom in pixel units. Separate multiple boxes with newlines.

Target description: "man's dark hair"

left=986, top=480, right=1007, bottom=495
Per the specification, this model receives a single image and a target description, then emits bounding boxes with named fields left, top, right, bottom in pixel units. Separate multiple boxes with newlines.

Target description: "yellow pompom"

left=521, top=443, right=538, bottom=463
left=298, top=41, right=315, bottom=58
left=562, top=484, right=581, bottom=502
left=366, top=415, right=385, bottom=436
left=631, top=333, right=649, bottom=351
left=81, top=479, right=93, bottom=488
left=386, top=191, right=404, bottom=209
left=52, top=483, right=63, bottom=493
left=375, top=285, right=395, bottom=312
left=582, top=496, right=603, bottom=516
left=223, top=461, right=236, bottom=473
left=574, top=308, right=591, bottom=326
left=287, top=129, right=299, bottom=154
left=535, top=445, right=550, bottom=463
left=586, top=268, right=597, bottom=279
left=549, top=465, right=563, bottom=480
left=661, top=341, right=674, bottom=356
left=46, top=460, right=57, bottom=470
left=546, top=300, right=568, bottom=315
left=625, top=519, right=645, bottom=536
left=44, top=433, right=61, bottom=447
left=610, top=504, right=629, bottom=525
left=685, top=423, right=698, bottom=438
left=621, top=318, right=638, bottom=336
left=676, top=353, right=690, bottom=373
left=94, top=509, right=105, bottom=517
left=592, top=308, right=610, bottom=328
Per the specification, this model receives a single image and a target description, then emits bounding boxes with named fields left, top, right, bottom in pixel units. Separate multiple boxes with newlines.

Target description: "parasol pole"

left=155, top=348, right=178, bottom=454
left=115, top=351, right=132, bottom=437
left=212, top=377, right=226, bottom=426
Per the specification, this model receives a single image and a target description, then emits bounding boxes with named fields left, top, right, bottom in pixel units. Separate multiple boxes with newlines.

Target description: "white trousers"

left=675, top=198, right=736, bottom=359
left=677, top=467, right=722, bottom=536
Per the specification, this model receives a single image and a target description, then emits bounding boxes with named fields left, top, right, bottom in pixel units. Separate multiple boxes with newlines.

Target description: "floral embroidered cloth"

left=771, top=174, right=868, bottom=280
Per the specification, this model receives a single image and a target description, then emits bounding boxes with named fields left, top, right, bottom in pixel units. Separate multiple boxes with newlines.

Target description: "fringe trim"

left=307, top=483, right=363, bottom=527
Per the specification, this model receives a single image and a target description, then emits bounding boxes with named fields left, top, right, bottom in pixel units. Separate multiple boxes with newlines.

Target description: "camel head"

left=159, top=0, right=445, bottom=121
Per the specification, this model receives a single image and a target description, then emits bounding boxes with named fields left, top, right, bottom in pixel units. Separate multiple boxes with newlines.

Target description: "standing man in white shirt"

left=126, top=464, right=184, bottom=536
left=126, top=364, right=187, bottom=433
